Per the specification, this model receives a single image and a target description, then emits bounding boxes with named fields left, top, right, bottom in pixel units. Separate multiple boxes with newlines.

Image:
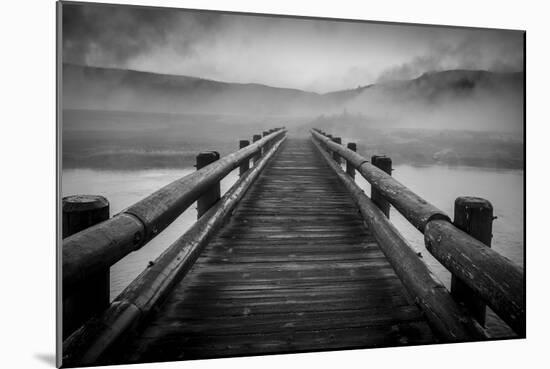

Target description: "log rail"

left=310, top=128, right=525, bottom=336
left=61, top=128, right=286, bottom=341
left=63, top=128, right=286, bottom=292
left=60, top=126, right=525, bottom=367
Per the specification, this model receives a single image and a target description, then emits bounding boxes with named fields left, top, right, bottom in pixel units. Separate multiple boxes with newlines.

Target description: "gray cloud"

left=62, top=3, right=524, bottom=92
left=62, top=4, right=224, bottom=65
left=377, top=30, right=524, bottom=82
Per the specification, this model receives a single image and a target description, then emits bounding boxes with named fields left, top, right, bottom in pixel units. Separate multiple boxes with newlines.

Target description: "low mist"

left=341, top=70, right=524, bottom=134
left=62, top=64, right=524, bottom=170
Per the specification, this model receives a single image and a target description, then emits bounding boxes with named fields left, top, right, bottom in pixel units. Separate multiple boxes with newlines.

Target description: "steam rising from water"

left=61, top=3, right=524, bottom=171
left=63, top=64, right=523, bottom=134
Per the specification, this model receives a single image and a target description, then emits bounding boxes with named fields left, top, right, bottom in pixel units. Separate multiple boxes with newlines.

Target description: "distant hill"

left=62, top=64, right=523, bottom=120
left=61, top=65, right=523, bottom=170
left=63, top=64, right=326, bottom=115
left=375, top=69, right=523, bottom=101
left=339, top=69, right=523, bottom=133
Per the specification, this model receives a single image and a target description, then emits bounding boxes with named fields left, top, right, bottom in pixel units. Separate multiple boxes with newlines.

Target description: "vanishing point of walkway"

left=111, top=138, right=435, bottom=363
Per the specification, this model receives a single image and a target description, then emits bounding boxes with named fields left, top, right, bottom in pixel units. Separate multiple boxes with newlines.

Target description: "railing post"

left=324, top=134, right=333, bottom=155
left=346, top=142, right=357, bottom=178
left=332, top=137, right=342, bottom=163
left=252, top=134, right=262, bottom=165
left=239, top=140, right=250, bottom=176
left=267, top=130, right=275, bottom=149
left=196, top=151, right=221, bottom=218
left=451, top=196, right=494, bottom=326
left=62, top=195, right=110, bottom=339
left=371, top=155, right=392, bottom=217
left=264, top=130, right=271, bottom=149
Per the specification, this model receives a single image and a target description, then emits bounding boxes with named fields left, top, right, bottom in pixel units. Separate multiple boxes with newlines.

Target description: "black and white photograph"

left=57, top=1, right=525, bottom=367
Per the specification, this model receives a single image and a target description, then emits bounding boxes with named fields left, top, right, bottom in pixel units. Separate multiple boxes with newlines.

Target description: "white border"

left=1, top=1, right=546, bottom=368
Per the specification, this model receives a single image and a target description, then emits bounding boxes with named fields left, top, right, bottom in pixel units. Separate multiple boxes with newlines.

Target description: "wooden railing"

left=311, top=128, right=525, bottom=337
left=60, top=127, right=524, bottom=365
left=61, top=127, right=286, bottom=344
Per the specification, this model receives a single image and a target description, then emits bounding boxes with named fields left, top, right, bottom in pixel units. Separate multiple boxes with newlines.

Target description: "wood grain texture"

left=105, top=138, right=436, bottom=365
left=63, top=129, right=285, bottom=293
left=312, top=138, right=487, bottom=341
left=425, top=220, right=525, bottom=336
left=62, top=137, right=288, bottom=367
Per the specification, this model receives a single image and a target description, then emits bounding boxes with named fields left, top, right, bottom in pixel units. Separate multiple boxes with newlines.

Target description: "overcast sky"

left=62, top=3, right=524, bottom=93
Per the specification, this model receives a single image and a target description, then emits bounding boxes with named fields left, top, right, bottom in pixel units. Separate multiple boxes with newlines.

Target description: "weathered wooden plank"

left=118, top=321, right=434, bottom=364
left=181, top=277, right=402, bottom=291
left=196, top=254, right=387, bottom=263
left=188, top=260, right=394, bottom=273
left=62, top=134, right=287, bottom=367
left=100, top=138, right=436, bottom=365
left=144, top=305, right=425, bottom=335
left=177, top=266, right=401, bottom=282
left=63, top=129, right=286, bottom=292
left=152, top=296, right=411, bottom=317
left=311, top=129, right=449, bottom=232
left=312, top=138, right=487, bottom=341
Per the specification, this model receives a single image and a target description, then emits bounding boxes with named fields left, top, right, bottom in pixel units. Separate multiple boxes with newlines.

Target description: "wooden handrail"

left=63, top=135, right=287, bottom=367
left=311, top=129, right=449, bottom=232
left=311, top=128, right=525, bottom=336
left=311, top=138, right=487, bottom=342
left=63, top=128, right=286, bottom=293
left=425, top=220, right=525, bottom=336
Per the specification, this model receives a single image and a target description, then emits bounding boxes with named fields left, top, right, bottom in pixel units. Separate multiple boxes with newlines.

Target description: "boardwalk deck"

left=109, top=138, right=436, bottom=364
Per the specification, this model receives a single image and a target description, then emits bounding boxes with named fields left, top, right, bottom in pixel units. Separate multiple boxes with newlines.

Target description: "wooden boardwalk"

left=109, top=138, right=436, bottom=364
left=62, top=130, right=525, bottom=367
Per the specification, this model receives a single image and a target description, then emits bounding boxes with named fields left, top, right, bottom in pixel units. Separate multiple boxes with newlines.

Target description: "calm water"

left=355, top=164, right=524, bottom=337
left=62, top=164, right=523, bottom=335
left=355, top=165, right=524, bottom=284
left=62, top=168, right=239, bottom=299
